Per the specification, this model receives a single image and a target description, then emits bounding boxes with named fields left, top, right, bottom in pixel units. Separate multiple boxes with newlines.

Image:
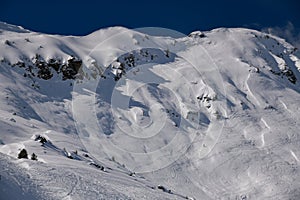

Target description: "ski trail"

left=260, top=118, right=270, bottom=148
left=290, top=150, right=300, bottom=163
left=280, top=100, right=292, bottom=114
left=260, top=118, right=270, bottom=130
left=245, top=73, right=261, bottom=107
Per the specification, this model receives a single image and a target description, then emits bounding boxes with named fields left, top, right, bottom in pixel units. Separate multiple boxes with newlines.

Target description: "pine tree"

left=31, top=153, right=38, bottom=160
left=18, top=149, right=28, bottom=159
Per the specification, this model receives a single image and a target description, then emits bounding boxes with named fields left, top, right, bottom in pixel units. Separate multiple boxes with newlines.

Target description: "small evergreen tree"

left=5, top=40, right=12, bottom=46
left=40, top=137, right=47, bottom=144
left=165, top=49, right=170, bottom=58
left=31, top=153, right=38, bottom=161
left=18, top=149, right=28, bottom=159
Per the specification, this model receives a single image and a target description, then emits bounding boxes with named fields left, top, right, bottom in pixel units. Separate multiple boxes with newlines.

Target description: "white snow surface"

left=0, top=22, right=300, bottom=200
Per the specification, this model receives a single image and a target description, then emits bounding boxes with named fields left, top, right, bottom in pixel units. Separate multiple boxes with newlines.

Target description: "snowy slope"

left=0, top=22, right=300, bottom=200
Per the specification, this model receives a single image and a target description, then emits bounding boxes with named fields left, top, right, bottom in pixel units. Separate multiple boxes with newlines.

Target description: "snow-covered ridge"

left=0, top=22, right=300, bottom=199
left=0, top=21, right=31, bottom=33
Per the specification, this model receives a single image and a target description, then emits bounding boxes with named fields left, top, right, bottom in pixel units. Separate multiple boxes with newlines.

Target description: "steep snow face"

left=0, top=23, right=300, bottom=200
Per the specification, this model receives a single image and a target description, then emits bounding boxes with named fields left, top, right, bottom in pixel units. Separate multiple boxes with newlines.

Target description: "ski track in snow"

left=244, top=73, right=261, bottom=107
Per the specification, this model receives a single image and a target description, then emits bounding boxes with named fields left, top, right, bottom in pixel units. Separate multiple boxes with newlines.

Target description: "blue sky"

left=1, top=0, right=299, bottom=37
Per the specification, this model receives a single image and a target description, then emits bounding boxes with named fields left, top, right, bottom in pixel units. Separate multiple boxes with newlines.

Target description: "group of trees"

left=17, top=149, right=38, bottom=161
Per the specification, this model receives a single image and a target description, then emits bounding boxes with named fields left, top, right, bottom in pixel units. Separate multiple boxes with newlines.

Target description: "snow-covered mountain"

left=0, top=21, right=300, bottom=200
